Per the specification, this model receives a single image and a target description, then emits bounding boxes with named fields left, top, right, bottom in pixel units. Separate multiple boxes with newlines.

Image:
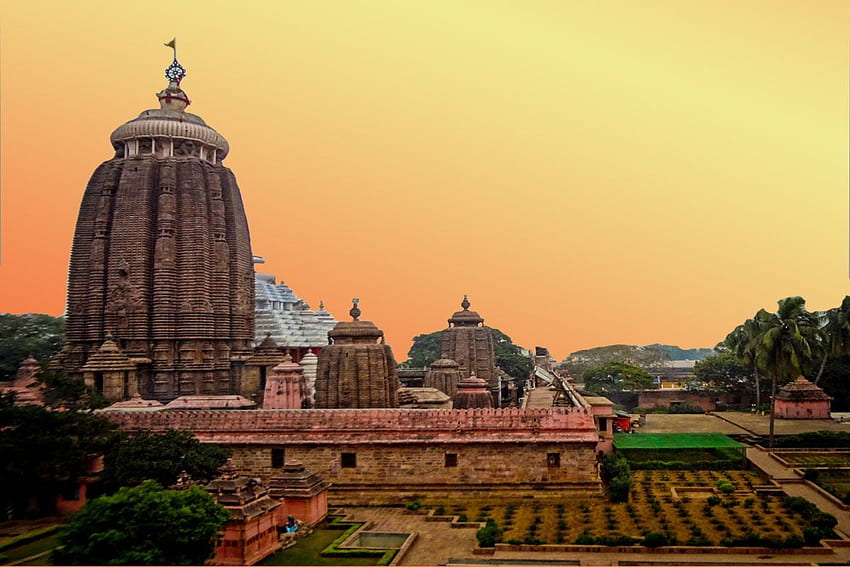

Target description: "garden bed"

left=427, top=470, right=827, bottom=549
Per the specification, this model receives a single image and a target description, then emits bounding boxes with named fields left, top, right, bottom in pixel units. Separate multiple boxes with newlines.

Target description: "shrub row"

left=774, top=431, right=850, bottom=448
left=627, top=459, right=746, bottom=471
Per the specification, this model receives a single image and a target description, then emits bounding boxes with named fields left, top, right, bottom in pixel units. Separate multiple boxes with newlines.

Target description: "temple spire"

left=461, top=295, right=470, bottom=311
left=350, top=298, right=361, bottom=321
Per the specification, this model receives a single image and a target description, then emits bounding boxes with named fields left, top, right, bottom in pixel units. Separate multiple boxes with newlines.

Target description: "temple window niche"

left=341, top=453, right=357, bottom=468
left=271, top=447, right=285, bottom=469
left=444, top=453, right=458, bottom=467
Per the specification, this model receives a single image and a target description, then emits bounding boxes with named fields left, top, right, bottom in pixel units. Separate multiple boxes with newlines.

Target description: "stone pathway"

left=337, top=506, right=480, bottom=565
left=747, top=446, right=850, bottom=537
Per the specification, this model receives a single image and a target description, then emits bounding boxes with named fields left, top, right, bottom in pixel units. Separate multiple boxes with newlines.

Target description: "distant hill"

left=557, top=343, right=712, bottom=377
left=644, top=344, right=713, bottom=361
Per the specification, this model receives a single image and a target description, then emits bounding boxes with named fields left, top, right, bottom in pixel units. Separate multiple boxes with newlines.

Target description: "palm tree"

left=813, top=296, right=850, bottom=384
left=722, top=319, right=762, bottom=408
left=752, top=297, right=824, bottom=450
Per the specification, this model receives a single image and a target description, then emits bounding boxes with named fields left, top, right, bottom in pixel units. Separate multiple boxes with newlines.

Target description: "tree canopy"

left=0, top=403, right=121, bottom=516
left=582, top=362, right=655, bottom=396
left=54, top=480, right=230, bottom=566
left=693, top=352, right=755, bottom=393
left=98, top=429, right=230, bottom=495
left=0, top=313, right=64, bottom=380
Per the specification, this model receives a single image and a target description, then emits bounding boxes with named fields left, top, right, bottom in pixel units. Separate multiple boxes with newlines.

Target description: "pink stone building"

left=775, top=377, right=832, bottom=419
left=263, top=354, right=309, bottom=409
left=207, top=461, right=281, bottom=566
left=268, top=462, right=329, bottom=527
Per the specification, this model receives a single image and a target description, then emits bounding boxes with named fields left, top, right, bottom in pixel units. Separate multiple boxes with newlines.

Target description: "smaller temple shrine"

left=243, top=334, right=285, bottom=404
left=263, top=354, right=310, bottom=409
left=452, top=373, right=493, bottom=409
left=314, top=299, right=400, bottom=409
left=268, top=461, right=329, bottom=527
left=79, top=334, right=139, bottom=403
left=207, top=460, right=281, bottom=566
left=775, top=377, right=832, bottom=419
left=424, top=357, right=463, bottom=398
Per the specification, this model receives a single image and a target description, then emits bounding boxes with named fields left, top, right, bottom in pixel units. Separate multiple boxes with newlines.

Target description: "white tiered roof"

left=254, top=273, right=336, bottom=348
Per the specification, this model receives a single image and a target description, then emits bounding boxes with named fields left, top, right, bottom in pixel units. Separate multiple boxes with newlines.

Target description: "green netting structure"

left=614, top=433, right=746, bottom=469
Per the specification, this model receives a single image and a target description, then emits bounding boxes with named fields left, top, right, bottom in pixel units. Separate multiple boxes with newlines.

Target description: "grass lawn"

left=259, top=522, right=379, bottom=566
left=1, top=534, right=59, bottom=564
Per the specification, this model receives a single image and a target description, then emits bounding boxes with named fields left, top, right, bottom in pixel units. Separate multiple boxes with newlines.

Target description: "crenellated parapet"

left=104, top=406, right=599, bottom=443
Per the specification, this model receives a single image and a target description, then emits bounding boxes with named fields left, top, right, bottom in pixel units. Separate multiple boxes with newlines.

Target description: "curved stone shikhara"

left=314, top=303, right=400, bottom=409
left=61, top=65, right=255, bottom=402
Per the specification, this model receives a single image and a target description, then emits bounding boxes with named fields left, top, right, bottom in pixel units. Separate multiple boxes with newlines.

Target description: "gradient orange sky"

left=1, top=1, right=849, bottom=360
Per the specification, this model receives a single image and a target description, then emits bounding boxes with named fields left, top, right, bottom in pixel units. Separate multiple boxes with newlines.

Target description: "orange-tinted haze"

left=1, top=1, right=848, bottom=360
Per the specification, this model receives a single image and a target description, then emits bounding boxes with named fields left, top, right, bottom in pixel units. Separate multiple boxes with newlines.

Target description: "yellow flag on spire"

left=164, top=38, right=176, bottom=49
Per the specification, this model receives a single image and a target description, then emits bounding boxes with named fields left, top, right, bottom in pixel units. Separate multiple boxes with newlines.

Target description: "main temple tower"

left=59, top=46, right=255, bottom=401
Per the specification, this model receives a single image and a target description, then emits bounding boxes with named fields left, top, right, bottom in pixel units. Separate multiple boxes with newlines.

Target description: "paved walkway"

left=338, top=506, right=480, bottom=565
left=747, top=446, right=850, bottom=537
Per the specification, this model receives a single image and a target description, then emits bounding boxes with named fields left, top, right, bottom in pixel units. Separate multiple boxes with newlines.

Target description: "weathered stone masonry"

left=106, top=407, right=602, bottom=504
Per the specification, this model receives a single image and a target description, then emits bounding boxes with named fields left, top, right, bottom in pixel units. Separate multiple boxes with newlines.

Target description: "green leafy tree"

left=752, top=297, right=824, bottom=449
left=693, top=352, right=754, bottom=394
left=721, top=319, right=764, bottom=407
left=0, top=405, right=121, bottom=516
left=99, top=430, right=229, bottom=495
left=600, top=453, right=632, bottom=503
left=582, top=362, right=655, bottom=396
left=405, top=332, right=442, bottom=368
left=54, top=480, right=230, bottom=566
left=0, top=314, right=65, bottom=380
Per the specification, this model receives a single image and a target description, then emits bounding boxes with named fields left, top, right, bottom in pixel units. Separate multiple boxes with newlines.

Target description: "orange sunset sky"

left=1, top=1, right=849, bottom=360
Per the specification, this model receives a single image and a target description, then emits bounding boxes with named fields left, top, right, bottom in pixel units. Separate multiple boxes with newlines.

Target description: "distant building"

left=775, top=377, right=832, bottom=419
left=254, top=273, right=336, bottom=361
left=651, top=360, right=697, bottom=389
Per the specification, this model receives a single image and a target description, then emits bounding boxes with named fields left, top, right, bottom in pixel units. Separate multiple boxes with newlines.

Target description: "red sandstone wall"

left=105, top=408, right=601, bottom=505
left=775, top=400, right=831, bottom=419
left=636, top=391, right=742, bottom=412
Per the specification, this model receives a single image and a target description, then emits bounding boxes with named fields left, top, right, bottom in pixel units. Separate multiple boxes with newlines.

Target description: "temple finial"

left=350, top=298, right=361, bottom=321
left=319, top=300, right=325, bottom=311
left=461, top=295, right=470, bottom=310
left=163, top=37, right=186, bottom=85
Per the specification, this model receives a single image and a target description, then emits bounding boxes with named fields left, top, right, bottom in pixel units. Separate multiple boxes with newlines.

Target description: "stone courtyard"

left=322, top=413, right=850, bottom=566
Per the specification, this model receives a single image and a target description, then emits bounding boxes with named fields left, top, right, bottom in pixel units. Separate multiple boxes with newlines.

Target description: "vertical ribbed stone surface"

left=61, top=63, right=254, bottom=402
left=424, top=357, right=463, bottom=398
left=439, top=296, right=498, bottom=391
left=314, top=302, right=399, bottom=408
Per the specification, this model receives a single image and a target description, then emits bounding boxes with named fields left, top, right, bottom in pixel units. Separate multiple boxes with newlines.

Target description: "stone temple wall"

left=106, top=408, right=601, bottom=504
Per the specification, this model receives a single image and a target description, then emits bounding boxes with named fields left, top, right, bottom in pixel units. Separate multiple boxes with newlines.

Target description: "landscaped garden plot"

left=614, top=433, right=746, bottom=469
left=779, top=452, right=850, bottom=467
left=259, top=517, right=391, bottom=566
left=430, top=470, right=817, bottom=547
left=814, top=470, right=850, bottom=503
